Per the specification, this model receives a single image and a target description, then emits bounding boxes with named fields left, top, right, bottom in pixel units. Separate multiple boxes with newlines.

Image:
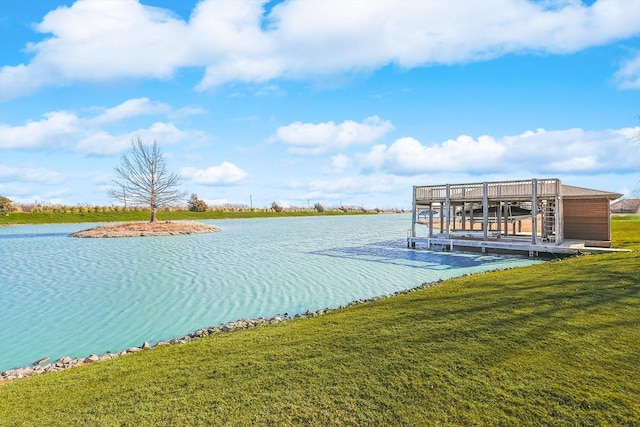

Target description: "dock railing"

left=415, top=178, right=560, bottom=203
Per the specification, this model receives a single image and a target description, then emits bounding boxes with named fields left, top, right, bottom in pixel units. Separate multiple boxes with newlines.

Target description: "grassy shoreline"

left=1, top=216, right=638, bottom=425
left=0, top=209, right=377, bottom=225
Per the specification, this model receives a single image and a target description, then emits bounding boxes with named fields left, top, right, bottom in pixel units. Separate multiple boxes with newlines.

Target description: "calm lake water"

left=0, top=214, right=539, bottom=371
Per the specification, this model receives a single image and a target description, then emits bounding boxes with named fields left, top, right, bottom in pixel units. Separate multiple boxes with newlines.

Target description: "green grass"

left=1, top=217, right=639, bottom=425
left=612, top=214, right=640, bottom=250
left=0, top=209, right=373, bottom=225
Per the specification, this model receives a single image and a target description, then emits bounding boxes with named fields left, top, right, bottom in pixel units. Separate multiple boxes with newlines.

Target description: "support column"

left=503, top=202, right=509, bottom=236
left=470, top=204, right=475, bottom=230
left=445, top=184, right=451, bottom=238
left=461, top=202, right=467, bottom=230
left=496, top=201, right=502, bottom=239
left=411, top=186, right=417, bottom=238
left=531, top=179, right=538, bottom=245
left=556, top=179, right=563, bottom=245
left=428, top=202, right=434, bottom=238
left=483, top=182, right=489, bottom=241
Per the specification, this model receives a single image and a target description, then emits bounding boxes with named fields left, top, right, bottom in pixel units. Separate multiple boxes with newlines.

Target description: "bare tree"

left=108, top=137, right=186, bottom=222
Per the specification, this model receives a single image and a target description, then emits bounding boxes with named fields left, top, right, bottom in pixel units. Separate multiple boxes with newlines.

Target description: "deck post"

left=429, top=202, right=434, bottom=238
left=482, top=182, right=489, bottom=241
left=531, top=179, right=538, bottom=245
left=503, top=202, right=509, bottom=237
left=461, top=202, right=466, bottom=230
left=470, top=204, right=475, bottom=230
left=555, top=179, right=564, bottom=245
left=496, top=201, right=501, bottom=239
left=452, top=203, right=457, bottom=232
left=411, top=186, right=417, bottom=238
left=445, top=185, right=451, bottom=238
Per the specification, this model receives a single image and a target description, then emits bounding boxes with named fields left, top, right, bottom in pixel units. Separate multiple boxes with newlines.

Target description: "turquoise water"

left=0, top=214, right=539, bottom=371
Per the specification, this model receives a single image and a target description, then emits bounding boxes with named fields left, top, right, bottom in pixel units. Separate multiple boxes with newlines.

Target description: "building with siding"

left=610, top=198, right=640, bottom=214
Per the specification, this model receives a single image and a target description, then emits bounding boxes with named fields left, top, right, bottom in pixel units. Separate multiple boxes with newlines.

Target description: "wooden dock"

left=408, top=178, right=625, bottom=257
left=407, top=233, right=628, bottom=256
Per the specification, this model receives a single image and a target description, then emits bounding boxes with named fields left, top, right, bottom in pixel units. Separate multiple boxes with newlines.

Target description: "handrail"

left=415, top=178, right=560, bottom=202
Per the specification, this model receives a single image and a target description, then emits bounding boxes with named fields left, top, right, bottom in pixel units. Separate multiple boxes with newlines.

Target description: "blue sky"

left=1, top=0, right=639, bottom=210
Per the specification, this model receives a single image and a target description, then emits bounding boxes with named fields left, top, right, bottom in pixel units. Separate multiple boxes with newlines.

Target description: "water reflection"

left=310, top=239, right=521, bottom=269
left=0, top=232, right=71, bottom=239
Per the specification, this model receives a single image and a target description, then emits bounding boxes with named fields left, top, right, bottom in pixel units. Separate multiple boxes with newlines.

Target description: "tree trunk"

left=150, top=208, right=157, bottom=223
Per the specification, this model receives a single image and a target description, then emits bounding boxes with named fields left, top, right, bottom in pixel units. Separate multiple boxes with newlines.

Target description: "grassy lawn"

left=0, top=209, right=374, bottom=225
left=1, top=217, right=638, bottom=425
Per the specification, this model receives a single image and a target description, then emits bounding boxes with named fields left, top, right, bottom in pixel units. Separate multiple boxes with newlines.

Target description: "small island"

left=69, top=139, right=220, bottom=238
left=70, top=221, right=220, bottom=238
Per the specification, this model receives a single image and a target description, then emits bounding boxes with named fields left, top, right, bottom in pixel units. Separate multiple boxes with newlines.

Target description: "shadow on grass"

left=386, top=254, right=640, bottom=362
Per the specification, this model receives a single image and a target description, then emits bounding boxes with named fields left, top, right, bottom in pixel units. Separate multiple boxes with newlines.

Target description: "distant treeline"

left=9, top=202, right=401, bottom=215
left=0, top=203, right=407, bottom=225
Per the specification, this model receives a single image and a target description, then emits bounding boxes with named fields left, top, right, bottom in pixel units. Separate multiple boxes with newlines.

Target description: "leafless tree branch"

left=108, top=137, right=187, bottom=222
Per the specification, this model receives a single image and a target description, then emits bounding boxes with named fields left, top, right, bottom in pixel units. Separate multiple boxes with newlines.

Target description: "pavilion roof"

left=561, top=185, right=622, bottom=200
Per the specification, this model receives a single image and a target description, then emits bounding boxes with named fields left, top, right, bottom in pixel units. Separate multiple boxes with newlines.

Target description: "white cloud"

left=359, top=135, right=506, bottom=174
left=73, top=132, right=129, bottom=156
left=74, top=122, right=196, bottom=155
left=0, top=164, right=64, bottom=184
left=204, top=198, right=235, bottom=206
left=0, top=98, right=200, bottom=154
left=359, top=127, right=640, bottom=176
left=307, top=175, right=395, bottom=194
left=547, top=156, right=600, bottom=172
left=34, top=1, right=188, bottom=80
left=272, top=116, right=394, bottom=155
left=614, top=50, right=640, bottom=89
left=170, top=106, right=207, bottom=120
left=3, top=0, right=640, bottom=100
left=0, top=63, right=51, bottom=101
left=0, top=111, right=79, bottom=149
left=87, top=98, right=171, bottom=126
left=295, top=175, right=396, bottom=203
left=181, top=162, right=248, bottom=185
left=323, top=154, right=351, bottom=174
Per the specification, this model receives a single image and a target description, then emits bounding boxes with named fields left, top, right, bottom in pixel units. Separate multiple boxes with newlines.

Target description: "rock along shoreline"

left=1, top=263, right=532, bottom=383
left=1, top=278, right=451, bottom=383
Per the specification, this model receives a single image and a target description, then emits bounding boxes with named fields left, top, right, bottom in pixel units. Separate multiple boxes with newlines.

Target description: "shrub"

left=187, top=194, right=208, bottom=212
left=0, top=195, right=16, bottom=214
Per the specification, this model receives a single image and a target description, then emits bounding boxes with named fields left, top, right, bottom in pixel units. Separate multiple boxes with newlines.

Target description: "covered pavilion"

left=408, top=178, right=623, bottom=256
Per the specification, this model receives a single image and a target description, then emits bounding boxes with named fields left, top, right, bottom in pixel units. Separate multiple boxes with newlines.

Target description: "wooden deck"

left=409, top=178, right=624, bottom=257
left=406, top=233, right=628, bottom=256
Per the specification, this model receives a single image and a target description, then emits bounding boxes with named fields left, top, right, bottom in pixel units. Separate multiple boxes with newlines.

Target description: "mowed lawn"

left=1, top=217, right=638, bottom=426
